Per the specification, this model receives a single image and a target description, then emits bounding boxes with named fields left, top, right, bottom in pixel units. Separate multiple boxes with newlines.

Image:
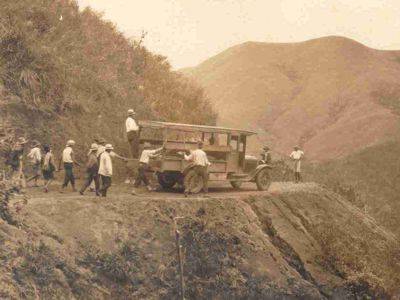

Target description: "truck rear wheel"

left=157, top=172, right=178, bottom=189
left=184, top=169, right=204, bottom=194
left=230, top=181, right=242, bottom=189
left=255, top=169, right=271, bottom=191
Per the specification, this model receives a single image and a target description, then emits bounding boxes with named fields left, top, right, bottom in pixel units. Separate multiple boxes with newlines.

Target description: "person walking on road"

left=42, top=145, right=56, bottom=193
left=181, top=141, right=211, bottom=197
left=290, top=146, right=304, bottom=183
left=133, top=142, right=164, bottom=193
left=79, top=143, right=100, bottom=196
left=27, top=140, right=42, bottom=186
left=60, top=140, right=79, bottom=192
left=126, top=109, right=140, bottom=158
left=98, top=144, right=114, bottom=197
left=6, top=137, right=27, bottom=182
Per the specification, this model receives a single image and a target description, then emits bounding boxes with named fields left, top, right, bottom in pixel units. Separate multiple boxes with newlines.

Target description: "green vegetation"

left=0, top=0, right=216, bottom=168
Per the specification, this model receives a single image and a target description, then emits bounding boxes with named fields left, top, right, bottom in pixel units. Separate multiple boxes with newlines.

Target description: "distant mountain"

left=183, top=36, right=400, bottom=161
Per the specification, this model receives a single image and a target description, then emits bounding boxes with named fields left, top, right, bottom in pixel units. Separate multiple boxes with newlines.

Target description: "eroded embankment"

left=0, top=184, right=399, bottom=299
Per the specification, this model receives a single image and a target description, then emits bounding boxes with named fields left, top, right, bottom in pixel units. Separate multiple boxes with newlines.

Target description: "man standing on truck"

left=126, top=109, right=140, bottom=158
left=181, top=141, right=211, bottom=197
left=290, top=146, right=304, bottom=183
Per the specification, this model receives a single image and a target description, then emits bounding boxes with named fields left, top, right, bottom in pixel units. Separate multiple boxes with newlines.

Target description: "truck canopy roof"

left=139, top=120, right=256, bottom=136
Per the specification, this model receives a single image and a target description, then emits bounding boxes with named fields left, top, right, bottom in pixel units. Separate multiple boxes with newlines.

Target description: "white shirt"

left=126, top=117, right=139, bottom=132
left=184, top=149, right=211, bottom=167
left=98, top=151, right=113, bottom=177
left=290, top=150, right=304, bottom=160
left=62, top=147, right=73, bottom=163
left=140, top=148, right=161, bottom=164
left=28, top=147, right=41, bottom=164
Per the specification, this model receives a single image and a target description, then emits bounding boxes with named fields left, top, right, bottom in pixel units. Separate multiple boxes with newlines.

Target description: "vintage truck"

left=138, top=121, right=272, bottom=193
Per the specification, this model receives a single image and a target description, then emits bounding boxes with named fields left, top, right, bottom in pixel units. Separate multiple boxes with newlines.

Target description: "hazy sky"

left=77, top=0, right=400, bottom=69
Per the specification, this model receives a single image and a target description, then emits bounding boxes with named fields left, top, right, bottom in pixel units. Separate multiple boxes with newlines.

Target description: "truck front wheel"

left=255, top=169, right=271, bottom=191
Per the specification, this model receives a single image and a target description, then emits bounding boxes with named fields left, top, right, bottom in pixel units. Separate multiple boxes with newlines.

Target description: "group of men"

left=59, top=139, right=121, bottom=197
left=4, top=107, right=305, bottom=197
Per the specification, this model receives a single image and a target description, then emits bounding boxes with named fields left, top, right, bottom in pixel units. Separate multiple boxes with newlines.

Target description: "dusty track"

left=23, top=181, right=320, bottom=204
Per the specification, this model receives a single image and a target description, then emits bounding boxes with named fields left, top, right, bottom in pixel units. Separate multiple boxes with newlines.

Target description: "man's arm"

left=71, top=152, right=81, bottom=167
left=110, top=151, right=128, bottom=161
left=148, top=147, right=164, bottom=158
left=183, top=152, right=193, bottom=161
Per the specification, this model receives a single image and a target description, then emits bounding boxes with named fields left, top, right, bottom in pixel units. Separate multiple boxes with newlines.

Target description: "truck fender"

left=250, top=164, right=273, bottom=180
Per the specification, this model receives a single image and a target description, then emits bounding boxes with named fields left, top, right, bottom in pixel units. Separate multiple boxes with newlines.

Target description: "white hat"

left=127, top=109, right=136, bottom=115
left=90, top=143, right=98, bottom=151
left=105, top=144, right=114, bottom=150
left=67, top=140, right=76, bottom=146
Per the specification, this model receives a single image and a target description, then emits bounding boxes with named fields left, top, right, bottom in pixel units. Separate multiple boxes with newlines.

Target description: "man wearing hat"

left=126, top=108, right=140, bottom=158
left=79, top=143, right=100, bottom=196
left=7, top=137, right=28, bottom=183
left=260, top=146, right=272, bottom=165
left=98, top=144, right=114, bottom=197
left=133, top=142, right=164, bottom=192
left=180, top=141, right=211, bottom=197
left=27, top=140, right=42, bottom=187
left=60, top=140, right=79, bottom=192
left=290, top=146, right=305, bottom=183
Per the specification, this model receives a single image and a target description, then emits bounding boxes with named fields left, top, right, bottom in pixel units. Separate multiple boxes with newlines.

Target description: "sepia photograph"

left=0, top=0, right=400, bottom=299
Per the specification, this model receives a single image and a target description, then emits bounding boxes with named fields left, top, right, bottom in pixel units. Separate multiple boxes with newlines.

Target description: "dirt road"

left=22, top=181, right=321, bottom=204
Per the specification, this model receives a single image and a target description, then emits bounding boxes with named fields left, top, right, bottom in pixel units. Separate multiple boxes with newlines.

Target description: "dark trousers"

left=100, top=175, right=112, bottom=197
left=185, top=165, right=209, bottom=193
left=127, top=130, right=139, bottom=158
left=62, top=163, right=75, bottom=187
left=134, top=163, right=150, bottom=187
left=80, top=170, right=99, bottom=194
left=294, top=172, right=302, bottom=183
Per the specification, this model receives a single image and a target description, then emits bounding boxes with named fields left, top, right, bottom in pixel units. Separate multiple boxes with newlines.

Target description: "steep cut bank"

left=1, top=184, right=399, bottom=299
left=0, top=0, right=216, bottom=169
left=183, top=36, right=400, bottom=161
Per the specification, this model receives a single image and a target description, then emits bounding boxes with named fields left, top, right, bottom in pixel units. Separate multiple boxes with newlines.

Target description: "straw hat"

left=127, top=109, right=136, bottom=116
left=105, top=144, right=114, bottom=150
left=90, top=143, right=98, bottom=151
left=66, top=140, right=76, bottom=146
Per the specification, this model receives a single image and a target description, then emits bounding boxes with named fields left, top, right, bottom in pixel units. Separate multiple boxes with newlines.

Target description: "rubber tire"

left=255, top=168, right=271, bottom=191
left=230, top=181, right=243, bottom=189
left=184, top=169, right=204, bottom=194
left=157, top=172, right=178, bottom=189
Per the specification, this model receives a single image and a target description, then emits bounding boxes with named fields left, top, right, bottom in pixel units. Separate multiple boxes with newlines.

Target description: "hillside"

left=0, top=0, right=216, bottom=169
left=1, top=183, right=399, bottom=298
left=305, top=140, right=400, bottom=237
left=183, top=36, right=400, bottom=161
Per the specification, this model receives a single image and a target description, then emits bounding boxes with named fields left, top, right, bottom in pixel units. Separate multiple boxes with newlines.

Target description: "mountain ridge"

left=183, top=35, right=400, bottom=161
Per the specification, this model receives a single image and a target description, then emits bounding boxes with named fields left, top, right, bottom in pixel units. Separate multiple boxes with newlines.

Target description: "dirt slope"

left=1, top=183, right=399, bottom=299
left=183, top=36, right=400, bottom=161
